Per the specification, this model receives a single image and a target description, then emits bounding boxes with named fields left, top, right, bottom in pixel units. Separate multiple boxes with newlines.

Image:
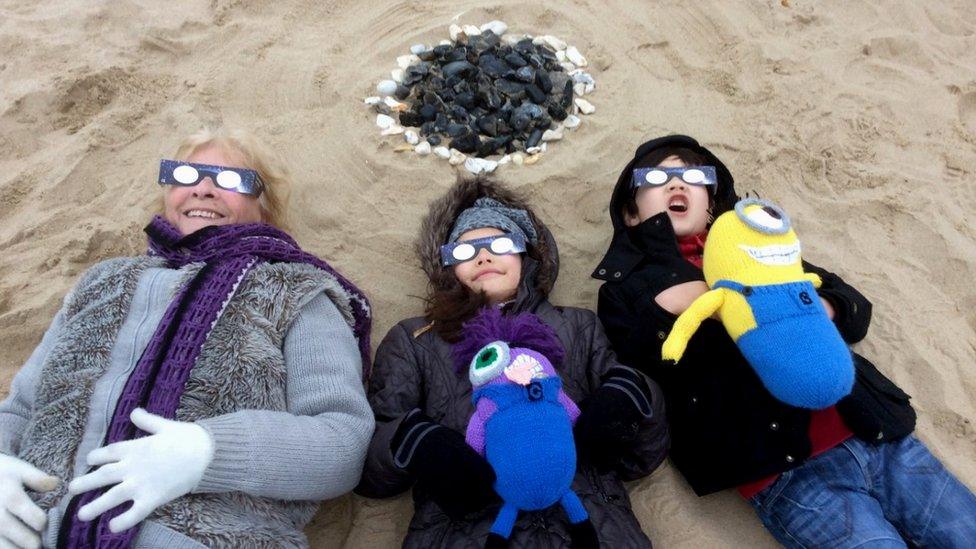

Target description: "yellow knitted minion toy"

left=661, top=198, right=854, bottom=409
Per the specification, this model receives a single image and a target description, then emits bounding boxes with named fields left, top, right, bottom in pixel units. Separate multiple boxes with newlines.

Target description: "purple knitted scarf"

left=62, top=216, right=372, bottom=548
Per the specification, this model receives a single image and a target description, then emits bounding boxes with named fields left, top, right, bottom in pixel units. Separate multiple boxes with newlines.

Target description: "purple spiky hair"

left=453, top=307, right=565, bottom=374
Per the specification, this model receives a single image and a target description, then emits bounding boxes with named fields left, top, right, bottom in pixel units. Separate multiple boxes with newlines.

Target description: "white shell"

left=383, top=96, right=407, bottom=110
left=563, top=114, right=581, bottom=129
left=556, top=50, right=567, bottom=62
left=480, top=20, right=508, bottom=36
left=573, top=83, right=586, bottom=96
left=391, top=68, right=405, bottom=83
left=574, top=97, right=596, bottom=114
left=381, top=125, right=405, bottom=136
left=542, top=128, right=563, bottom=142
left=448, top=149, right=467, bottom=165
left=511, top=152, right=525, bottom=166
left=415, top=141, right=432, bottom=155
left=410, top=44, right=427, bottom=55
left=462, top=24, right=482, bottom=37
left=464, top=157, right=498, bottom=175
left=397, top=54, right=420, bottom=70
left=433, top=146, right=451, bottom=159
left=566, top=46, right=587, bottom=67
left=571, top=70, right=595, bottom=85
left=534, top=35, right=567, bottom=51
left=376, top=80, right=398, bottom=96
left=375, top=114, right=396, bottom=129
left=501, top=33, right=523, bottom=46
left=498, top=154, right=512, bottom=165
left=404, top=130, right=420, bottom=145
left=559, top=62, right=577, bottom=72
left=449, top=24, right=463, bottom=42
left=364, top=96, right=382, bottom=105
left=526, top=146, right=543, bottom=155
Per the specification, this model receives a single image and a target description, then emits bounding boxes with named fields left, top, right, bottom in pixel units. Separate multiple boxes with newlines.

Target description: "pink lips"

left=473, top=269, right=504, bottom=282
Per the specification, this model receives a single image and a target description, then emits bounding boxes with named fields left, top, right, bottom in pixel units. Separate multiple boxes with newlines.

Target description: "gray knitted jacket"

left=0, top=256, right=374, bottom=548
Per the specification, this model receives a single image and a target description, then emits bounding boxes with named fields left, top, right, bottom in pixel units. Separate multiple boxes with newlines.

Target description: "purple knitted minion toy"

left=456, top=308, right=596, bottom=547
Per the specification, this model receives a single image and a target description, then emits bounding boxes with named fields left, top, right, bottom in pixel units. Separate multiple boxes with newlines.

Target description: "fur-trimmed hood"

left=416, top=177, right=559, bottom=309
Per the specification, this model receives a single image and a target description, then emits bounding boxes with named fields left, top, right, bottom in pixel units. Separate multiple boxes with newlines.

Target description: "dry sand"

left=2, top=0, right=974, bottom=546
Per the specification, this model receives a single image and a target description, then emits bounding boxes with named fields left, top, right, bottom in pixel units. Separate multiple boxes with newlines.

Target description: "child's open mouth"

left=668, top=196, right=689, bottom=213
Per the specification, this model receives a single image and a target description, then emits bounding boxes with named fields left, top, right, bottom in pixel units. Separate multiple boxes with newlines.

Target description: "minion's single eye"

left=746, top=207, right=784, bottom=230
left=475, top=347, right=497, bottom=369
left=469, top=341, right=510, bottom=387
left=735, top=199, right=791, bottom=235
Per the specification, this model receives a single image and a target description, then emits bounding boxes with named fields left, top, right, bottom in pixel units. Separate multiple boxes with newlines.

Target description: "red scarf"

left=677, top=231, right=708, bottom=268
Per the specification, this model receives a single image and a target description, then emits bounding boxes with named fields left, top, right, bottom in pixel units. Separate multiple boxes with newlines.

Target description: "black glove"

left=574, top=366, right=655, bottom=469
left=390, top=409, right=498, bottom=520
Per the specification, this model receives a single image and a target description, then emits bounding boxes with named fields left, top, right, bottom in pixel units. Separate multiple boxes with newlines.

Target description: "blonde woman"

left=0, top=129, right=374, bottom=548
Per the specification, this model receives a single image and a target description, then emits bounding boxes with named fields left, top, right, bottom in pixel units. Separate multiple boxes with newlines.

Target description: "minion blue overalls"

left=473, top=376, right=589, bottom=539
left=713, top=279, right=855, bottom=409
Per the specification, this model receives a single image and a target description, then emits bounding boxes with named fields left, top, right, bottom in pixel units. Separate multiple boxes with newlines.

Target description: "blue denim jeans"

left=749, top=435, right=976, bottom=548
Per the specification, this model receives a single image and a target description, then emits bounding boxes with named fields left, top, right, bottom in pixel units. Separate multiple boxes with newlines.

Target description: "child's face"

left=453, top=227, right=523, bottom=304
left=625, top=155, right=711, bottom=237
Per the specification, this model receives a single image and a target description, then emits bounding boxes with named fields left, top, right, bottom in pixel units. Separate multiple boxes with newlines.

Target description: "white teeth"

left=738, top=242, right=801, bottom=266
left=186, top=210, right=221, bottom=219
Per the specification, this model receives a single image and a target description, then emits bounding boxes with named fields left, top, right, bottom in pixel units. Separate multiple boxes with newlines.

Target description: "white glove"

left=0, top=453, right=59, bottom=549
left=67, top=408, right=214, bottom=533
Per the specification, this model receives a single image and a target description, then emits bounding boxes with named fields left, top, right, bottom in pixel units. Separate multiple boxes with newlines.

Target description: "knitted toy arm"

left=558, top=389, right=581, bottom=425
left=661, top=288, right=725, bottom=364
left=804, top=272, right=823, bottom=288
left=465, top=397, right=497, bottom=456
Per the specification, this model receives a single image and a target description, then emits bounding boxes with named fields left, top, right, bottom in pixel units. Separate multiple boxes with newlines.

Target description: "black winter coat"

left=357, top=178, right=668, bottom=547
left=592, top=135, right=916, bottom=496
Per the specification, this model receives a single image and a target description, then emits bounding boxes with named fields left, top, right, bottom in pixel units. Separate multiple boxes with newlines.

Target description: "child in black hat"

left=593, top=134, right=976, bottom=548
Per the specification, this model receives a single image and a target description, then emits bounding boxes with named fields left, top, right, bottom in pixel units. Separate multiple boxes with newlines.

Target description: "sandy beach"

left=2, top=0, right=974, bottom=546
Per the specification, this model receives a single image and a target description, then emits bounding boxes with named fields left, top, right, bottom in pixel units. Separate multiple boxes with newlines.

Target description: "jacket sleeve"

left=597, top=281, right=677, bottom=375
left=585, top=312, right=669, bottom=481
left=0, top=302, right=69, bottom=456
left=193, top=292, right=374, bottom=501
left=803, top=260, right=873, bottom=343
left=354, top=321, right=423, bottom=498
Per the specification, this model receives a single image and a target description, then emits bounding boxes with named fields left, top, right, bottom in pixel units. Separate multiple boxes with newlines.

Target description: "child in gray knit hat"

left=448, top=197, right=540, bottom=246
left=358, top=177, right=669, bottom=548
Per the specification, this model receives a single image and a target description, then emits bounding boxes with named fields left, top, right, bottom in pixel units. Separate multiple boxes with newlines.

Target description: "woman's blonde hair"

left=166, top=128, right=292, bottom=229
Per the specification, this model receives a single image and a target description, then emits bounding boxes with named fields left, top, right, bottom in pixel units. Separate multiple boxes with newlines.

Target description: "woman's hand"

left=0, top=453, right=59, bottom=549
left=67, top=409, right=214, bottom=533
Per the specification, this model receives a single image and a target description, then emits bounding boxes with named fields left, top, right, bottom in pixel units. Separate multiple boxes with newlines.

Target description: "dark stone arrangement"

left=392, top=33, right=575, bottom=157
left=367, top=22, right=595, bottom=172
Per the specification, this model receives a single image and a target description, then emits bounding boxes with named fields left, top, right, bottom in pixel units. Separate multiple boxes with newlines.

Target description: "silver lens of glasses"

left=215, top=170, right=242, bottom=190
left=645, top=170, right=669, bottom=185
left=683, top=169, right=705, bottom=184
left=489, top=237, right=514, bottom=254
left=452, top=243, right=476, bottom=262
left=172, top=165, right=199, bottom=184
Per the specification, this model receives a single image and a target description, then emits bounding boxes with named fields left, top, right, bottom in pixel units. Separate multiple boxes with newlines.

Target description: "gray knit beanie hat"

left=448, top=197, right=539, bottom=244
